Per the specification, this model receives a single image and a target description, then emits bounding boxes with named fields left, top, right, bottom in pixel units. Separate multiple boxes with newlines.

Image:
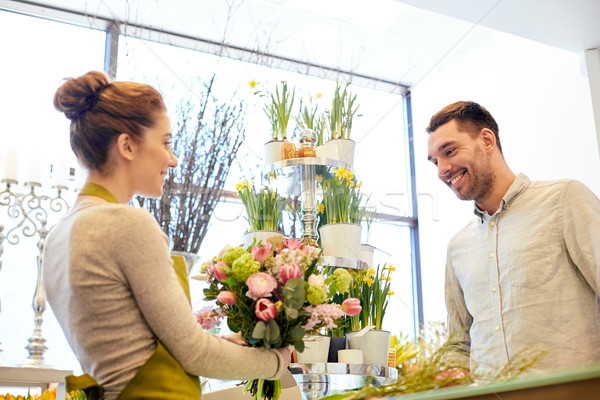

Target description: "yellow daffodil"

left=249, top=79, right=258, bottom=89
left=389, top=266, right=396, bottom=272
left=334, top=167, right=351, bottom=180
left=388, top=291, right=395, bottom=296
left=236, top=181, right=252, bottom=191
left=366, top=277, right=374, bottom=286
left=356, top=182, right=363, bottom=188
left=316, top=92, right=323, bottom=98
left=317, top=203, right=325, bottom=214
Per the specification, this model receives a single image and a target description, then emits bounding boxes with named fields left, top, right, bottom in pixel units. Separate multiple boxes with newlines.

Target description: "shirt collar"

left=473, top=173, right=531, bottom=223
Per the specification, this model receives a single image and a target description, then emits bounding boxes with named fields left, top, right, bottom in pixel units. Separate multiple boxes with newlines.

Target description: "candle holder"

left=0, top=179, right=71, bottom=367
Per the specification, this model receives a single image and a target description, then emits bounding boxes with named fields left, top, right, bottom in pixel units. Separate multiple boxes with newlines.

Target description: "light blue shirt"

left=444, top=173, right=600, bottom=378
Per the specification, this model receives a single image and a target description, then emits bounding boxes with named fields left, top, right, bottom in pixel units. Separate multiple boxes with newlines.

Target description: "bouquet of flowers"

left=203, top=239, right=361, bottom=400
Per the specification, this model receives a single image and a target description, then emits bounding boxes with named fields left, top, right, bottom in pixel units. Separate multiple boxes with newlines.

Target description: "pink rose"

left=251, top=242, right=273, bottom=266
left=283, top=238, right=303, bottom=250
left=246, top=272, right=278, bottom=300
left=341, top=298, right=362, bottom=316
left=217, top=290, right=236, bottom=305
left=281, top=264, right=302, bottom=283
left=213, top=261, right=229, bottom=282
left=255, top=298, right=277, bottom=321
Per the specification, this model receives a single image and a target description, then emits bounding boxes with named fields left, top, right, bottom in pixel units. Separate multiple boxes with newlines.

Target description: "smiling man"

left=426, top=101, right=600, bottom=379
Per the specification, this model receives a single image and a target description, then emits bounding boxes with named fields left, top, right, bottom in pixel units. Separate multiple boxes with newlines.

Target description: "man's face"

left=427, top=120, right=494, bottom=202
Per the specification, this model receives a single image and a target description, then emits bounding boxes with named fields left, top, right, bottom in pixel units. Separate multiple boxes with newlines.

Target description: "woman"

left=44, top=71, right=292, bottom=400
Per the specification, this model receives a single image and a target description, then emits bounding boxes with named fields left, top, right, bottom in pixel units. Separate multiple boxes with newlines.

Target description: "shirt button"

left=492, top=286, right=497, bottom=292
left=490, top=221, right=496, bottom=226
left=489, top=252, right=495, bottom=258
left=495, top=325, right=500, bottom=331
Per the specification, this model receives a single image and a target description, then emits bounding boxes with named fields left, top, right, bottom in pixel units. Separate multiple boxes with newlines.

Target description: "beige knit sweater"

left=43, top=198, right=283, bottom=400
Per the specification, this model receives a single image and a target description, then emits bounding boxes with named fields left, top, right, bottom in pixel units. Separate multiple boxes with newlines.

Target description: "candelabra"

left=0, top=178, right=71, bottom=367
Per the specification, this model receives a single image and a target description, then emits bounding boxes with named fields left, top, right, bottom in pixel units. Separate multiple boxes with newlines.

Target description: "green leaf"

left=252, top=321, right=266, bottom=339
left=285, top=306, right=299, bottom=319
left=282, top=278, right=306, bottom=309
left=290, top=325, right=305, bottom=339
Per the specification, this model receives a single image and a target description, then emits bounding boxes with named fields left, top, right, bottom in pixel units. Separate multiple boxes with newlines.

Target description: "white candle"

left=338, top=349, right=363, bottom=364
left=51, top=158, right=71, bottom=187
left=22, top=151, right=44, bottom=184
left=1, top=148, right=19, bottom=181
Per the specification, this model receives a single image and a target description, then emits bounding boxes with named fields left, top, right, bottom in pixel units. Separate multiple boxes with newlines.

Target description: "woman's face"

left=132, top=111, right=178, bottom=198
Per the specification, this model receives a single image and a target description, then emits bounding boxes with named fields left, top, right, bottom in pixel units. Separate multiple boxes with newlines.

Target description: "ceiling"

left=3, top=0, right=600, bottom=91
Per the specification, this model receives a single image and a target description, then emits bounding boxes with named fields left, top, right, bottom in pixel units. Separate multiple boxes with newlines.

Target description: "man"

left=426, top=101, right=600, bottom=379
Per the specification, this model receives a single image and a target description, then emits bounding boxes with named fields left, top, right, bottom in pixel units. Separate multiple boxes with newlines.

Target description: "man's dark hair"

left=426, top=101, right=502, bottom=154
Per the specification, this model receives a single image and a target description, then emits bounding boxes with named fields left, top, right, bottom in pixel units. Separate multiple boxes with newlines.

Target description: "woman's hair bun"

left=54, top=71, right=110, bottom=121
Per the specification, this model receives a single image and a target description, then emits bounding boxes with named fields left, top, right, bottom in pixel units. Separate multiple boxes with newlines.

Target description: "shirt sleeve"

left=111, top=207, right=284, bottom=380
left=443, top=246, right=472, bottom=370
left=561, top=180, right=600, bottom=295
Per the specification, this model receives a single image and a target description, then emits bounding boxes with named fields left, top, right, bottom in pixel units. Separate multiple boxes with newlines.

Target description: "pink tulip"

left=255, top=298, right=277, bottom=321
left=217, top=290, right=236, bottom=305
left=281, top=264, right=302, bottom=283
left=283, top=238, right=303, bottom=251
left=213, top=261, right=229, bottom=282
left=251, top=242, right=273, bottom=266
left=341, top=298, right=362, bottom=316
left=246, top=272, right=278, bottom=300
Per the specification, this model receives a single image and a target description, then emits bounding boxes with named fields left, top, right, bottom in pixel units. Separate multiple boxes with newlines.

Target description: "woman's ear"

left=115, top=133, right=136, bottom=161
left=479, top=128, right=496, bottom=154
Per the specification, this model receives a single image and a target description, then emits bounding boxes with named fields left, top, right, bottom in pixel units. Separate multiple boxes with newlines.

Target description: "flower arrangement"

left=327, top=81, right=360, bottom=140
left=236, top=181, right=287, bottom=232
left=349, top=263, right=394, bottom=331
left=250, top=79, right=296, bottom=141
left=321, top=167, right=364, bottom=224
left=203, top=239, right=361, bottom=400
left=194, top=306, right=225, bottom=332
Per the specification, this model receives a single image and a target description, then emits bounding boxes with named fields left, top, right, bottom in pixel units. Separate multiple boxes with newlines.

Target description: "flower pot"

left=319, top=223, right=362, bottom=259
left=243, top=230, right=284, bottom=248
left=346, top=329, right=391, bottom=367
left=329, top=138, right=355, bottom=167
left=327, top=336, right=347, bottom=362
left=296, top=334, right=330, bottom=363
left=360, top=244, right=375, bottom=266
left=263, top=140, right=283, bottom=165
left=315, top=142, right=338, bottom=160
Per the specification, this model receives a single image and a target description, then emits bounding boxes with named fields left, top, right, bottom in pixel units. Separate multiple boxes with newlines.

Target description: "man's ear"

left=480, top=128, right=496, bottom=154
left=115, top=133, right=136, bottom=161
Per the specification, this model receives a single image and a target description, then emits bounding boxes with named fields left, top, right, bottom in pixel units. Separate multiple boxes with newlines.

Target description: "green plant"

left=326, top=81, right=360, bottom=139
left=363, top=207, right=377, bottom=243
left=321, top=167, right=364, bottom=224
left=251, top=80, right=295, bottom=140
left=236, top=181, right=287, bottom=232
left=294, top=95, right=327, bottom=145
left=348, top=263, right=394, bottom=331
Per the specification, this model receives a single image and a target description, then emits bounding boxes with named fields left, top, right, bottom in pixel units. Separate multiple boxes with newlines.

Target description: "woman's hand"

left=221, top=332, right=247, bottom=346
left=276, top=345, right=294, bottom=371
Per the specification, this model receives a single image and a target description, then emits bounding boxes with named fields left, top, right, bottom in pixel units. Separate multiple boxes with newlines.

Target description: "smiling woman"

left=42, top=70, right=293, bottom=399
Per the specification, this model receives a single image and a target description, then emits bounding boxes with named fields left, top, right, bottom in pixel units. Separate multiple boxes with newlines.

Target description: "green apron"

left=66, top=183, right=202, bottom=399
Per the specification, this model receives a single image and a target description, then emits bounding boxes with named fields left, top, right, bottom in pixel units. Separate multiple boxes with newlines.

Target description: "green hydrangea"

left=231, top=253, right=261, bottom=282
left=334, top=268, right=352, bottom=294
left=222, top=246, right=247, bottom=266
left=306, top=285, right=326, bottom=305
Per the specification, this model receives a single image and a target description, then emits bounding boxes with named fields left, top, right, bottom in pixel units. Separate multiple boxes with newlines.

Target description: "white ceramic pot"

left=360, top=244, right=375, bottom=266
left=243, top=230, right=284, bottom=247
left=315, top=141, right=338, bottom=160
left=263, top=140, right=284, bottom=165
left=346, top=330, right=391, bottom=367
left=328, top=138, right=355, bottom=167
left=296, top=334, right=331, bottom=363
left=319, top=223, right=362, bottom=259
